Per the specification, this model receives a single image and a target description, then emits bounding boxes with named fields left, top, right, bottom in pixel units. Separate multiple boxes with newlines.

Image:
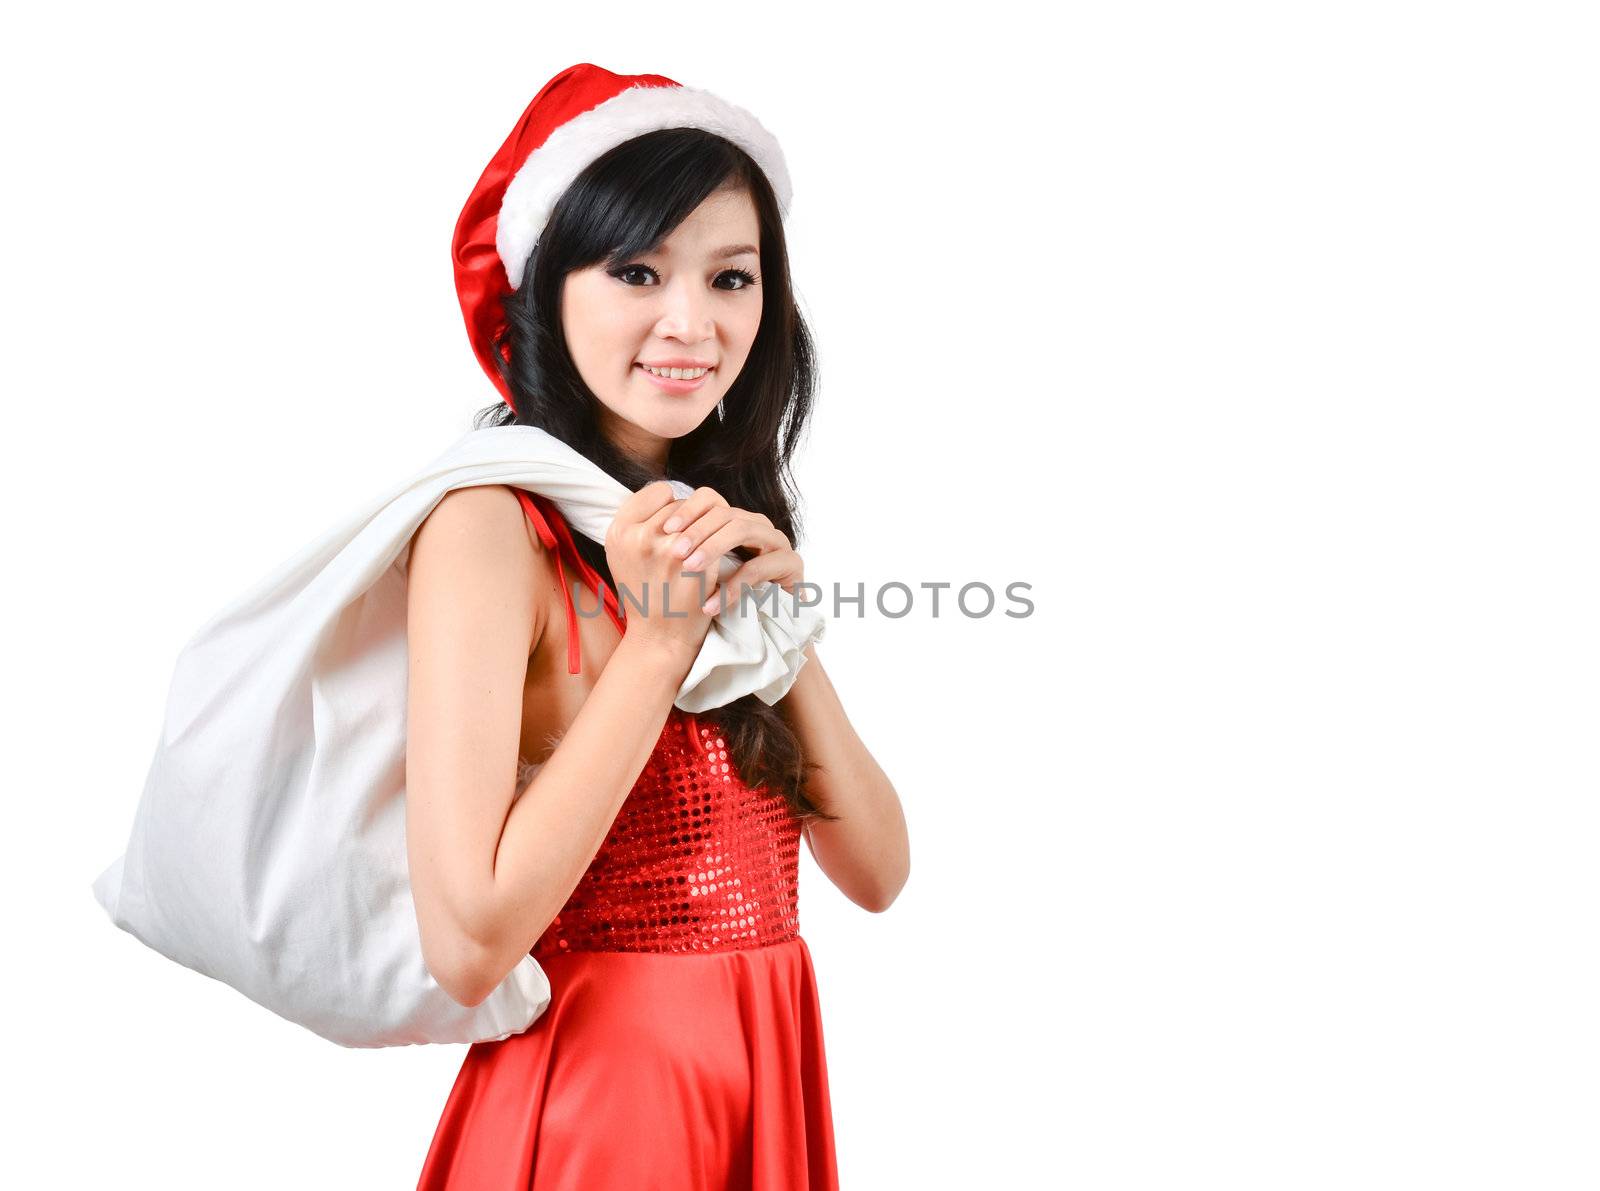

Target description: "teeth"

left=641, top=364, right=709, bottom=380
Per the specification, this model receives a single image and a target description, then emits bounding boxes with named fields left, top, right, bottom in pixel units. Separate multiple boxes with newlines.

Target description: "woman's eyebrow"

left=650, top=242, right=758, bottom=259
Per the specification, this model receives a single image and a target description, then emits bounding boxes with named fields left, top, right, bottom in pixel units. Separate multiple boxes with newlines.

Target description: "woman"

left=409, top=65, right=910, bottom=1189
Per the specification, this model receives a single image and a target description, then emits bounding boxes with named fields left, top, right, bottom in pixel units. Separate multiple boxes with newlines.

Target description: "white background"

left=4, top=2, right=1596, bottom=1187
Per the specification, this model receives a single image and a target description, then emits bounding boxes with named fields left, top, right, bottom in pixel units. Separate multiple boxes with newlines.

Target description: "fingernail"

left=664, top=518, right=682, bottom=532
left=684, top=551, right=704, bottom=569
left=702, top=597, right=719, bottom=614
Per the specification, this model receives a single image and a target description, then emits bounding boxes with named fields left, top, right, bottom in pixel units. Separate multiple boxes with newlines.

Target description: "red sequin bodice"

left=531, top=706, right=802, bottom=957
left=513, top=490, right=804, bottom=958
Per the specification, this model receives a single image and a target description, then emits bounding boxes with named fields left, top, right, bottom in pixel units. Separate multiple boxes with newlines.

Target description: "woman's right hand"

left=604, top=481, right=717, bottom=660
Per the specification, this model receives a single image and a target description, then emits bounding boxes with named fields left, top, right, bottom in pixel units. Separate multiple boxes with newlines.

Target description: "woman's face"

left=561, top=185, right=764, bottom=467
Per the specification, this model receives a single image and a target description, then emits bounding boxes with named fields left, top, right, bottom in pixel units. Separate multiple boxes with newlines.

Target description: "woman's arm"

left=777, top=642, right=910, bottom=912
left=405, top=484, right=693, bottom=1007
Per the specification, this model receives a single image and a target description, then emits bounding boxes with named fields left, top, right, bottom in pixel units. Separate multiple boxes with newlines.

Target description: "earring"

left=715, top=396, right=726, bottom=423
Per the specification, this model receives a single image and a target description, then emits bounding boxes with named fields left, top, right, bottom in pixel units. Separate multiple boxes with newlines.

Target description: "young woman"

left=408, top=65, right=910, bottom=1189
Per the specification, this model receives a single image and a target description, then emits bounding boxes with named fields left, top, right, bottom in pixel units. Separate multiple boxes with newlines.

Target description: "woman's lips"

left=635, top=363, right=713, bottom=394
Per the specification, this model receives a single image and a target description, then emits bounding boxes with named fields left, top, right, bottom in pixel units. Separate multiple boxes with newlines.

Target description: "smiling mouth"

left=635, top=362, right=715, bottom=393
left=636, top=363, right=715, bottom=378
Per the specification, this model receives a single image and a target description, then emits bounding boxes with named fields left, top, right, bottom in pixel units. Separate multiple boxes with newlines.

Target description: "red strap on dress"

left=510, top=488, right=699, bottom=746
left=512, top=488, right=627, bottom=675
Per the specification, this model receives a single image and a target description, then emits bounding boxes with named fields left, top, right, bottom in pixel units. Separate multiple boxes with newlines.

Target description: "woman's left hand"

left=660, top=487, right=805, bottom=615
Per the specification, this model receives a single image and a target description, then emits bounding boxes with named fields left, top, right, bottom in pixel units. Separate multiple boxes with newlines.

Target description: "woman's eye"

left=609, top=264, right=760, bottom=290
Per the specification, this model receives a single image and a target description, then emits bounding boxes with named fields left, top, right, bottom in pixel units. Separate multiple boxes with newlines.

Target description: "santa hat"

left=452, top=63, right=794, bottom=412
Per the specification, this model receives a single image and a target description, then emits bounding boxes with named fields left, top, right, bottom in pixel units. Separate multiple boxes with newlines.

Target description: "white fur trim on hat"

left=496, top=83, right=793, bottom=290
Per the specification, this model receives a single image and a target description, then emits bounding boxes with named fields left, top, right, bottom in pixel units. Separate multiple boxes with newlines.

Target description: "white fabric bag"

left=90, top=424, right=825, bottom=1048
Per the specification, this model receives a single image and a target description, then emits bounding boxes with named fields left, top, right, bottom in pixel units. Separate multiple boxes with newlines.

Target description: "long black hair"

left=474, top=127, right=835, bottom=825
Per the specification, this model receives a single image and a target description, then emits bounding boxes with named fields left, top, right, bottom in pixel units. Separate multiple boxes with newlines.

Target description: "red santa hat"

left=452, top=63, right=794, bottom=412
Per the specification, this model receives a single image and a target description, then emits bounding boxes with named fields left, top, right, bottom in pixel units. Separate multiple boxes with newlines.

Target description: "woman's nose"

left=653, top=279, right=715, bottom=342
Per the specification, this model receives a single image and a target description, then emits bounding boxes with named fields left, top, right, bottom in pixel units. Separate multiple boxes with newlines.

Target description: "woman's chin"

left=620, top=397, right=720, bottom=439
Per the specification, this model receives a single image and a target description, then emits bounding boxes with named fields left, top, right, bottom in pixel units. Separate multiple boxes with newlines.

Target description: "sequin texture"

left=531, top=708, right=802, bottom=957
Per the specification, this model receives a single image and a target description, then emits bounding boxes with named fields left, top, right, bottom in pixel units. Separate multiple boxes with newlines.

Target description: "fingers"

left=662, top=492, right=787, bottom=566
left=698, top=551, right=802, bottom=615
left=678, top=515, right=788, bottom=572
left=609, top=482, right=686, bottom=555
left=646, top=487, right=795, bottom=605
left=614, top=481, right=683, bottom=531
left=667, top=504, right=735, bottom=567
left=661, top=486, right=730, bottom=535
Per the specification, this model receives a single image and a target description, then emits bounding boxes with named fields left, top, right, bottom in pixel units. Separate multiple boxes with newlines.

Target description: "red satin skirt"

left=416, top=935, right=839, bottom=1190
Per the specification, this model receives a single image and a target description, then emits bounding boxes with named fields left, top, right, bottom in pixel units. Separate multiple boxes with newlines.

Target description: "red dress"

left=416, top=492, right=839, bottom=1191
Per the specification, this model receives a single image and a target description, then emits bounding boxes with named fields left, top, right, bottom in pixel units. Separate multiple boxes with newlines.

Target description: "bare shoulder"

left=411, top=483, right=546, bottom=568
left=408, top=484, right=552, bottom=651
